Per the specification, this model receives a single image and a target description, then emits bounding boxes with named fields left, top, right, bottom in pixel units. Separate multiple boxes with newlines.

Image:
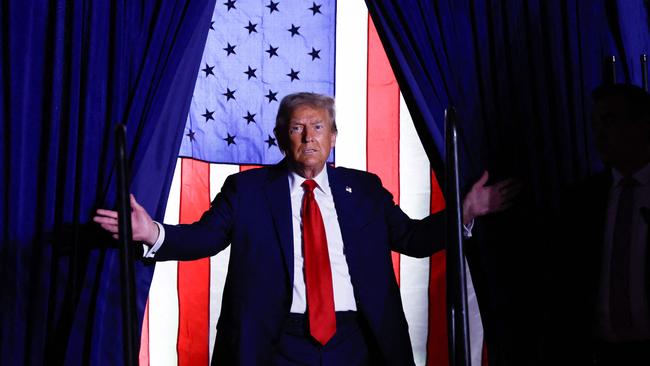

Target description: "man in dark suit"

left=544, top=84, right=650, bottom=365
left=95, top=92, right=518, bottom=365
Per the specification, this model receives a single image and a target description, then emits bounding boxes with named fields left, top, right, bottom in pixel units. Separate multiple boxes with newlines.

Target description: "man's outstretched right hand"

left=93, top=194, right=159, bottom=245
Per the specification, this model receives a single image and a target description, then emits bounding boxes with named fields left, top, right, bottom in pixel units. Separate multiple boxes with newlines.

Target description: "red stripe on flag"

left=427, top=170, right=449, bottom=365
left=427, top=250, right=449, bottom=365
left=366, top=16, right=401, bottom=282
left=177, top=158, right=211, bottom=366
left=430, top=170, right=445, bottom=214
left=482, top=340, right=489, bottom=366
left=139, top=301, right=150, bottom=366
left=240, top=165, right=261, bottom=172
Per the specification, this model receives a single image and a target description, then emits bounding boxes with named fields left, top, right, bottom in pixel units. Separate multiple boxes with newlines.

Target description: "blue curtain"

left=0, top=0, right=216, bottom=364
left=366, top=0, right=649, bottom=363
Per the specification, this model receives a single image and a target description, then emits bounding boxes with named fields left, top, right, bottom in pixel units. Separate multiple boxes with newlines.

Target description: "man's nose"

left=302, top=127, right=314, bottom=142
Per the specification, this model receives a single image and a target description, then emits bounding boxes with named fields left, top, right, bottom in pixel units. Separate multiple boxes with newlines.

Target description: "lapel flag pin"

left=345, top=186, right=352, bottom=193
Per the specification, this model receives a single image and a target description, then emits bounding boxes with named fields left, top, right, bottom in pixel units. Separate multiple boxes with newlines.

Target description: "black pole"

left=115, top=124, right=139, bottom=366
left=642, top=54, right=648, bottom=92
left=609, top=55, right=617, bottom=84
left=444, top=108, right=471, bottom=366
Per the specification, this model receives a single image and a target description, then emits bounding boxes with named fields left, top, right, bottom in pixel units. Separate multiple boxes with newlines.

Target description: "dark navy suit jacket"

left=155, top=161, right=446, bottom=365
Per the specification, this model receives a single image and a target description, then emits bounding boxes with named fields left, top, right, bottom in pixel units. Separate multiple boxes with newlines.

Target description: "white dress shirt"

left=595, top=163, right=650, bottom=341
left=288, top=168, right=357, bottom=313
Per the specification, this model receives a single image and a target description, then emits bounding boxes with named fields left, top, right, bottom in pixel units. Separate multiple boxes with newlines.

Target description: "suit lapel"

left=264, top=161, right=294, bottom=286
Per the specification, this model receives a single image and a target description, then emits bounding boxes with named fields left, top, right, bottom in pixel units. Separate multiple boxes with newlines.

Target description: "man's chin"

left=291, top=160, right=326, bottom=175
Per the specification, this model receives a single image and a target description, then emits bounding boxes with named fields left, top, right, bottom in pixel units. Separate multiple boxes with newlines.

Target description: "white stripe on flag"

left=334, top=0, right=367, bottom=171
left=207, top=164, right=239, bottom=362
left=398, top=94, right=432, bottom=366
left=148, top=158, right=182, bottom=366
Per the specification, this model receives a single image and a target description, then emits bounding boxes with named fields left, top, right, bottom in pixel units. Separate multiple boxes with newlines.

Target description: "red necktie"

left=301, top=179, right=336, bottom=345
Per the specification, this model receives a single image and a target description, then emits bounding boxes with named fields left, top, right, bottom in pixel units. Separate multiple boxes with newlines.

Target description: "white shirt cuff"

left=143, top=221, right=165, bottom=258
left=462, top=219, right=475, bottom=238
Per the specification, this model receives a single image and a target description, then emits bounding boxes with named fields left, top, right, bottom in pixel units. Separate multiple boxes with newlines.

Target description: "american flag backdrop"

left=178, top=0, right=336, bottom=165
left=139, top=1, right=485, bottom=365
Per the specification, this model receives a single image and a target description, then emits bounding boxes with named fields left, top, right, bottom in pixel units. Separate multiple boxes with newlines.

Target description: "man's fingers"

left=102, top=223, right=118, bottom=231
left=493, top=180, right=523, bottom=201
left=498, top=182, right=523, bottom=199
left=95, top=209, right=118, bottom=218
left=99, top=223, right=119, bottom=234
left=500, top=189, right=521, bottom=202
left=130, top=194, right=143, bottom=211
left=93, top=215, right=117, bottom=225
left=93, top=210, right=122, bottom=234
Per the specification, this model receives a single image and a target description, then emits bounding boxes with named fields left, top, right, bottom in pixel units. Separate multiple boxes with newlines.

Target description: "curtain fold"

left=0, top=1, right=215, bottom=364
left=366, top=0, right=648, bottom=364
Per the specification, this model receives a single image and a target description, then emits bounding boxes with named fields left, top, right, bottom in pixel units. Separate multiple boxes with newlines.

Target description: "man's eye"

left=290, top=126, right=303, bottom=133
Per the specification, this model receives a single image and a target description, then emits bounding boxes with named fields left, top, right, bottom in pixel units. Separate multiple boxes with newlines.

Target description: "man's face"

left=285, top=105, right=336, bottom=176
left=592, top=95, right=649, bottom=167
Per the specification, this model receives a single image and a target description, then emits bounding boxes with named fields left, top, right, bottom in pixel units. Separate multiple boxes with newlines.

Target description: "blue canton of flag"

left=180, top=0, right=336, bottom=165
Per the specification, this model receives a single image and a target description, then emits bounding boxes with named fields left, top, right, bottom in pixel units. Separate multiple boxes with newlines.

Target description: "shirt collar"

left=612, top=162, right=650, bottom=186
left=288, top=165, right=331, bottom=196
